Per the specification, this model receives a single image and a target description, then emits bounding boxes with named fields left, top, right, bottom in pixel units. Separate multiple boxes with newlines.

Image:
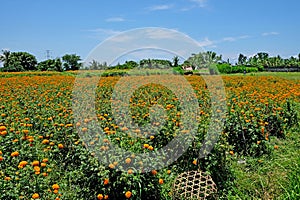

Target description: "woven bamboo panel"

left=172, top=170, right=217, bottom=200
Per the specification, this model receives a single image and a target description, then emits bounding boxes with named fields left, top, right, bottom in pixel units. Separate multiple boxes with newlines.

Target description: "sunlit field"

left=0, top=72, right=299, bottom=199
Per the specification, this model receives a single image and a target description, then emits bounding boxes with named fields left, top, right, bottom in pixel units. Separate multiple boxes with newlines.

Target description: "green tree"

left=237, top=54, right=247, bottom=65
left=0, top=50, right=11, bottom=68
left=173, top=56, right=180, bottom=68
left=37, top=58, right=63, bottom=71
left=1, top=51, right=37, bottom=72
left=62, top=54, right=82, bottom=71
left=186, top=51, right=222, bottom=70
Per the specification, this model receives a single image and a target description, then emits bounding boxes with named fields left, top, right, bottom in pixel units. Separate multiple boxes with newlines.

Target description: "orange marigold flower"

left=53, top=189, right=59, bottom=194
left=0, top=130, right=7, bottom=136
left=34, top=166, right=40, bottom=172
left=32, top=193, right=39, bottom=199
left=58, top=144, right=64, bottom=149
left=148, top=146, right=154, bottom=151
left=42, top=139, right=50, bottom=144
left=52, top=184, right=60, bottom=190
left=42, top=158, right=48, bottom=163
left=125, top=191, right=132, bottom=199
left=151, top=170, right=157, bottom=175
left=22, top=130, right=29, bottom=134
left=109, top=163, right=115, bottom=169
left=32, top=161, right=39, bottom=166
left=274, top=145, right=279, bottom=149
left=18, top=161, right=28, bottom=168
left=103, top=178, right=109, bottom=185
left=229, top=151, right=234, bottom=155
left=143, top=144, right=149, bottom=149
left=11, top=151, right=19, bottom=157
left=4, top=176, right=11, bottom=181
left=167, top=170, right=171, bottom=174
left=125, top=158, right=131, bottom=164
left=0, top=156, right=3, bottom=161
left=97, top=194, right=104, bottom=200
left=41, top=163, right=47, bottom=167
left=128, top=169, right=133, bottom=174
left=0, top=126, right=6, bottom=131
left=159, top=178, right=164, bottom=184
left=192, top=159, right=197, bottom=165
left=104, top=195, right=109, bottom=199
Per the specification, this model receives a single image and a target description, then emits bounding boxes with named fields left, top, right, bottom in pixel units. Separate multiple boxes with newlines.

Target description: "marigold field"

left=0, top=72, right=299, bottom=199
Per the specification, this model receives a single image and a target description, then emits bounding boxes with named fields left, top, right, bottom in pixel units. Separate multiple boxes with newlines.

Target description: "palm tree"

left=0, top=50, right=11, bottom=68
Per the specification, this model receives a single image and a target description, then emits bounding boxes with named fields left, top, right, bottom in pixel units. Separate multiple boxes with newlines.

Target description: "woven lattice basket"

left=172, top=170, right=217, bottom=200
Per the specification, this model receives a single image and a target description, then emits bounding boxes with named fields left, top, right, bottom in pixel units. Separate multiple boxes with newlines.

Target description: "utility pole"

left=46, top=50, right=51, bottom=59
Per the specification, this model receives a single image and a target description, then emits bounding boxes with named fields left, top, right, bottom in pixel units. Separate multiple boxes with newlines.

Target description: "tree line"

left=1, top=50, right=300, bottom=73
left=0, top=50, right=82, bottom=72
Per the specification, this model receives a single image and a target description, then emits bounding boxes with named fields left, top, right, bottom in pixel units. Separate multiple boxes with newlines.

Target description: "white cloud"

left=86, top=28, right=121, bottom=35
left=197, top=37, right=215, bottom=47
left=190, top=0, right=207, bottom=8
left=148, top=4, right=173, bottom=11
left=222, top=35, right=250, bottom=42
left=83, top=28, right=123, bottom=40
left=262, top=32, right=279, bottom=36
left=105, top=17, right=125, bottom=22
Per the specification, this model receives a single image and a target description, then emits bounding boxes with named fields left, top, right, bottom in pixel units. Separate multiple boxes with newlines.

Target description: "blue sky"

left=1, top=0, right=299, bottom=63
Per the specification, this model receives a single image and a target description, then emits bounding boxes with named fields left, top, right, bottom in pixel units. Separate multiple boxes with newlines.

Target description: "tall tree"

left=2, top=51, right=37, bottom=72
left=173, top=56, right=180, bottom=68
left=0, top=50, right=11, bottom=68
left=37, top=58, right=63, bottom=71
left=62, top=54, right=82, bottom=70
left=237, top=54, right=247, bottom=65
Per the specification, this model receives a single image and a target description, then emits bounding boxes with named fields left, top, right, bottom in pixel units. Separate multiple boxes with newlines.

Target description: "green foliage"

left=140, top=59, right=172, bottom=69
left=0, top=51, right=37, bottom=72
left=184, top=51, right=222, bottom=70
left=62, top=54, right=82, bottom=71
left=37, top=59, right=63, bottom=72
